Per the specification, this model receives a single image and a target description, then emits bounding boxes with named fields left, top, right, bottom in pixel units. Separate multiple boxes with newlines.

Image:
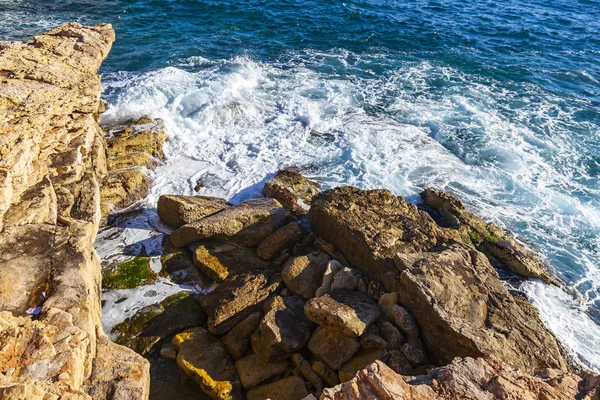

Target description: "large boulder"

left=251, top=296, right=314, bottom=362
left=170, top=198, right=286, bottom=248
left=199, top=271, right=282, bottom=335
left=307, top=326, right=360, bottom=370
left=304, top=290, right=381, bottom=337
left=281, top=252, right=331, bottom=299
left=192, top=242, right=272, bottom=282
left=262, top=169, right=321, bottom=216
left=157, top=194, right=230, bottom=228
left=421, top=188, right=555, bottom=284
left=308, top=187, right=461, bottom=292
left=172, top=327, right=242, bottom=400
left=394, top=244, right=567, bottom=373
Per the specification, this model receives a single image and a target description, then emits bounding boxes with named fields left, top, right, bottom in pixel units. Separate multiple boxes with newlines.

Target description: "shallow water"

left=2, top=0, right=600, bottom=371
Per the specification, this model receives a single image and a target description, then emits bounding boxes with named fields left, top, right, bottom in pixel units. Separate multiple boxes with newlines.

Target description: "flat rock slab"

left=170, top=198, right=286, bottom=248
left=158, top=194, right=230, bottom=228
left=257, top=221, right=305, bottom=260
left=234, top=353, right=288, bottom=389
left=246, top=376, right=308, bottom=400
left=192, top=242, right=272, bottom=282
left=251, top=296, right=314, bottom=362
left=308, top=326, right=360, bottom=370
left=200, top=271, right=282, bottom=335
left=304, top=289, right=381, bottom=337
left=172, top=327, right=242, bottom=400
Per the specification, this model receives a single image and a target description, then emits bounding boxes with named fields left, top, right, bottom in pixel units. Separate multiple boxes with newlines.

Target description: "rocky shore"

left=1, top=23, right=599, bottom=400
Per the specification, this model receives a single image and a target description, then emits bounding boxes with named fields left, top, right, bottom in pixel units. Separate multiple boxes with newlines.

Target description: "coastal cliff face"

left=0, top=24, right=149, bottom=399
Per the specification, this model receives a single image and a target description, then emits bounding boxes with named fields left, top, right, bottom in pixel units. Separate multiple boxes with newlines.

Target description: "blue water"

left=2, top=0, right=600, bottom=371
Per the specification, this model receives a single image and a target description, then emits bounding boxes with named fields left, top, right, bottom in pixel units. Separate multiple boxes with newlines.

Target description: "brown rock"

left=421, top=188, right=555, bottom=284
left=338, top=348, right=389, bottom=383
left=262, top=169, right=321, bottom=216
left=395, top=244, right=567, bottom=373
left=157, top=194, right=230, bottom=228
left=192, top=242, right=271, bottom=282
left=200, top=271, right=282, bottom=335
left=221, top=312, right=263, bottom=360
left=257, top=221, right=305, bottom=260
left=360, top=334, right=388, bottom=350
left=291, top=353, right=323, bottom=391
left=386, top=350, right=413, bottom=375
left=170, top=198, right=286, bottom=247
left=330, top=267, right=361, bottom=291
left=312, top=360, right=340, bottom=387
left=246, top=376, right=308, bottom=400
left=172, top=327, right=241, bottom=400
left=401, top=343, right=428, bottom=366
left=235, top=353, right=288, bottom=389
left=315, top=260, right=344, bottom=298
left=282, top=251, right=331, bottom=299
left=377, top=292, right=398, bottom=320
left=307, top=326, right=360, bottom=371
left=389, top=304, right=419, bottom=337
left=251, top=296, right=314, bottom=362
left=308, top=186, right=461, bottom=292
left=304, top=290, right=381, bottom=337
left=378, top=321, right=406, bottom=349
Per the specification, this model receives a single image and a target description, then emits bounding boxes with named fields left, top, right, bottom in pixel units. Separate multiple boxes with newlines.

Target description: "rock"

left=389, top=304, right=419, bottom=338
left=360, top=334, right=387, bottom=350
left=320, top=361, right=436, bottom=400
left=160, top=343, right=177, bottom=360
left=262, top=169, right=321, bottom=216
left=257, top=222, right=305, bottom=260
left=200, top=271, right=282, bottom=335
left=308, top=186, right=461, bottom=292
left=221, top=312, right=263, bottom=360
left=387, top=350, right=413, bottom=375
left=421, top=188, right=555, bottom=284
left=0, top=384, right=46, bottom=400
left=311, top=360, right=340, bottom=387
left=160, top=235, right=213, bottom=286
left=281, top=252, right=331, bottom=299
left=157, top=194, right=231, bottom=228
left=304, top=290, right=381, bottom=337
left=378, top=321, right=406, bottom=349
left=251, top=296, right=314, bottom=362
left=338, top=348, right=389, bottom=383
left=330, top=267, right=361, bottom=291
left=377, top=292, right=398, bottom=320
left=170, top=198, right=286, bottom=248
left=192, top=242, right=272, bottom=282
left=246, top=376, right=308, bottom=400
left=401, top=343, right=428, bottom=366
left=315, top=260, right=344, bottom=297
left=172, top=327, right=241, bottom=400
left=235, top=353, right=288, bottom=389
left=291, top=353, right=323, bottom=391
left=394, top=244, right=567, bottom=373
left=307, top=326, right=360, bottom=370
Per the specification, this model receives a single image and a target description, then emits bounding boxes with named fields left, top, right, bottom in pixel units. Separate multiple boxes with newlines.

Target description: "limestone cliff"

left=0, top=23, right=149, bottom=399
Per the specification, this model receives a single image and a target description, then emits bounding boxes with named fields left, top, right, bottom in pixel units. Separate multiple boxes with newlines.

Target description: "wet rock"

left=221, top=312, right=263, bottom=360
left=200, top=271, right=282, bottom=335
left=170, top=198, right=286, bottom=248
left=421, top=188, right=555, bottom=284
left=291, top=353, right=323, bottom=391
left=235, top=353, right=288, bottom=389
left=315, top=260, right=344, bottom=297
left=311, top=360, right=340, bottom=387
left=338, top=348, right=389, bottom=383
left=262, top=169, right=321, bottom=216
left=157, top=194, right=230, bottom=228
left=309, top=186, right=461, bottom=292
left=281, top=251, right=331, bottom=299
left=307, top=326, right=360, bottom=371
left=389, top=304, right=419, bottom=338
left=246, top=376, right=308, bottom=400
left=192, top=242, right=272, bottom=282
left=251, top=296, right=313, bottom=362
left=330, top=267, right=361, bottom=291
left=395, top=244, right=567, bottom=373
left=172, top=327, right=242, bottom=400
left=304, top=290, right=381, bottom=337
left=257, top=221, right=305, bottom=260
left=387, top=350, right=413, bottom=375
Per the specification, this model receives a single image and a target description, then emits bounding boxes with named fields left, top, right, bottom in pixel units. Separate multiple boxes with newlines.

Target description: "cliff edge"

left=0, top=23, right=149, bottom=399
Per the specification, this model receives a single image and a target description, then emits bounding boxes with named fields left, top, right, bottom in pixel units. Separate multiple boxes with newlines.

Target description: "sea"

left=1, top=0, right=599, bottom=372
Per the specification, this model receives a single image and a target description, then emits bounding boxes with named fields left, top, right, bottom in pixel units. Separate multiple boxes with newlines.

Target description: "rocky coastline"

left=1, top=23, right=599, bottom=400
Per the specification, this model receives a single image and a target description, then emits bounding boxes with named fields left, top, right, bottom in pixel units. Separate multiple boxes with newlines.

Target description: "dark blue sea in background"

left=2, top=0, right=600, bottom=370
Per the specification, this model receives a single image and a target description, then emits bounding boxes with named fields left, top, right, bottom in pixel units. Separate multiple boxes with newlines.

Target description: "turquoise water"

left=2, top=0, right=600, bottom=370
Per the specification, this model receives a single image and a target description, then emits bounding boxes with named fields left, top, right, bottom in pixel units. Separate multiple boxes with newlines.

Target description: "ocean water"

left=2, top=0, right=600, bottom=371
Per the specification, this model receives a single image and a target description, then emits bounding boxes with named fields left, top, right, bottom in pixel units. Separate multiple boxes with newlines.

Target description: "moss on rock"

left=102, top=257, right=157, bottom=289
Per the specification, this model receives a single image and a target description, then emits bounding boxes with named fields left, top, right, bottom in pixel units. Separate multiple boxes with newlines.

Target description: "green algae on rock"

left=102, top=256, right=157, bottom=289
